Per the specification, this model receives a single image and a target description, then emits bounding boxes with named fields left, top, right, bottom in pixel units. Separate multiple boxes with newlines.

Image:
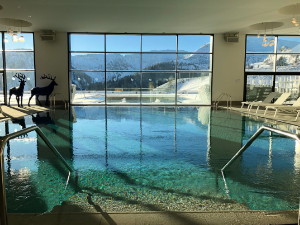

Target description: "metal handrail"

left=214, top=93, right=232, bottom=109
left=221, top=126, right=300, bottom=173
left=0, top=125, right=74, bottom=225
left=221, top=126, right=300, bottom=223
left=221, top=125, right=300, bottom=198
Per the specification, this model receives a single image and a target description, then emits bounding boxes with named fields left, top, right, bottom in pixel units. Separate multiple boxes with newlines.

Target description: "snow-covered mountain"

left=246, top=38, right=300, bottom=72
left=71, top=43, right=211, bottom=72
left=70, top=43, right=211, bottom=90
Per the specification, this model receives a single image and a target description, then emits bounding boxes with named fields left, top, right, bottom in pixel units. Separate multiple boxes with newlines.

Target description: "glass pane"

left=0, top=73, right=4, bottom=104
left=177, top=72, right=211, bottom=105
left=142, top=35, right=176, bottom=52
left=4, top=33, right=34, bottom=51
left=142, top=54, right=176, bottom=70
left=6, top=71, right=35, bottom=105
left=106, top=35, right=141, bottom=52
left=178, top=35, right=212, bottom=53
left=5, top=52, right=34, bottom=69
left=0, top=33, right=2, bottom=51
left=246, top=75, right=273, bottom=101
left=141, top=72, right=175, bottom=104
left=106, top=72, right=141, bottom=104
left=246, top=36, right=275, bottom=53
left=106, top=53, right=140, bottom=71
left=0, top=52, right=3, bottom=69
left=70, top=34, right=104, bottom=52
left=275, top=76, right=300, bottom=101
left=245, top=54, right=275, bottom=72
left=276, top=54, right=300, bottom=72
left=70, top=53, right=104, bottom=71
left=177, top=54, right=211, bottom=71
left=71, top=71, right=105, bottom=104
left=277, top=36, right=300, bottom=53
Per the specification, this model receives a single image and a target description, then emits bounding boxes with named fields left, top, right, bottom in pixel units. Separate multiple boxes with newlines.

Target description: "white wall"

left=34, top=32, right=69, bottom=101
left=212, top=34, right=245, bottom=101
left=34, top=32, right=246, bottom=103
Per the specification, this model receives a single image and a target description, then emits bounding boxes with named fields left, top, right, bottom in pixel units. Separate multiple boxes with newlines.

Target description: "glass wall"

left=2, top=33, right=35, bottom=105
left=245, top=35, right=300, bottom=102
left=69, top=34, right=213, bottom=105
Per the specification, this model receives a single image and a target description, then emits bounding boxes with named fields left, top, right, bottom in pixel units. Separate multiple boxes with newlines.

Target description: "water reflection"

left=294, top=131, right=300, bottom=174
left=2, top=106, right=300, bottom=213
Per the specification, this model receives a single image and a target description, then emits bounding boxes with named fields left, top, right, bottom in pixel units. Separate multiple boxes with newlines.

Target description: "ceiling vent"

left=40, top=30, right=56, bottom=41
left=224, top=32, right=239, bottom=42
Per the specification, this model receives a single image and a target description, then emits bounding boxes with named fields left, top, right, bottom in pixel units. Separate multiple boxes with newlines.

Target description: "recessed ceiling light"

left=278, top=3, right=300, bottom=15
left=0, top=18, right=32, bottom=27
left=249, top=22, right=284, bottom=30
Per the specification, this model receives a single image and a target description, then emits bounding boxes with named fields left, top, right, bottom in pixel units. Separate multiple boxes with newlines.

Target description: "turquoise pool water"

left=2, top=106, right=300, bottom=213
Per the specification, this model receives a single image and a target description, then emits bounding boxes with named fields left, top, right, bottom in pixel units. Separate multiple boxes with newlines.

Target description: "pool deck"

left=7, top=210, right=299, bottom=225
left=222, top=105, right=300, bottom=127
left=0, top=105, right=49, bottom=121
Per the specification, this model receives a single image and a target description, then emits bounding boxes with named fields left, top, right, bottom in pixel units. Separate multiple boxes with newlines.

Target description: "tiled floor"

left=7, top=210, right=299, bottom=225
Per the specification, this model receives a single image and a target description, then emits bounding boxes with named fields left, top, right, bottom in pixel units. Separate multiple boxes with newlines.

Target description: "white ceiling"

left=1, top=0, right=300, bottom=34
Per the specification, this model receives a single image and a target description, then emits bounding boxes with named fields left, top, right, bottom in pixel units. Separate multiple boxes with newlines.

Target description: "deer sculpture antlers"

left=40, top=74, right=56, bottom=80
left=14, top=73, right=26, bottom=81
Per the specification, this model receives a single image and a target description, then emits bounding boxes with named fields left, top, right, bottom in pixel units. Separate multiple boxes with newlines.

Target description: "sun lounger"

left=248, top=93, right=291, bottom=114
left=241, top=92, right=279, bottom=110
left=264, top=97, right=300, bottom=117
left=296, top=110, right=300, bottom=121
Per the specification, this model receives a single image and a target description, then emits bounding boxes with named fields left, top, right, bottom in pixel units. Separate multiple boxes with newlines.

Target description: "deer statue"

left=28, top=74, right=58, bottom=107
left=8, top=73, right=26, bottom=107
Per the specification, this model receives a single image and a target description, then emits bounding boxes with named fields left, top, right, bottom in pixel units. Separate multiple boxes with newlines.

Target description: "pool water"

left=2, top=106, right=300, bottom=213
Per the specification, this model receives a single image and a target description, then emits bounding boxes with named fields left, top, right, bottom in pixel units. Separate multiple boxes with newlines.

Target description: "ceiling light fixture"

left=279, top=3, right=300, bottom=27
left=0, top=18, right=31, bottom=43
left=290, top=2, right=300, bottom=27
left=249, top=22, right=283, bottom=47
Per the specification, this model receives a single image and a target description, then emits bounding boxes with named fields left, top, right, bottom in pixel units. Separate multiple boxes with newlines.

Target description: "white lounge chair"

left=248, top=93, right=291, bottom=114
left=296, top=110, right=300, bottom=121
left=264, top=96, right=300, bottom=117
left=241, top=92, right=279, bottom=110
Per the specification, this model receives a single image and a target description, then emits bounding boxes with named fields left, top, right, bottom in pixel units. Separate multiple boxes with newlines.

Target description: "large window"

left=69, top=34, right=213, bottom=105
left=0, top=32, right=35, bottom=105
left=245, top=35, right=300, bottom=101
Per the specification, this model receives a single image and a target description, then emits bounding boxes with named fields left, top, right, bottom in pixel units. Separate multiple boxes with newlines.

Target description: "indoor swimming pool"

left=2, top=106, right=300, bottom=213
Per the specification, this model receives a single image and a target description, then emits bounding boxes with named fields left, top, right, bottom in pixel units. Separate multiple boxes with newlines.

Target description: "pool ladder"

left=221, top=126, right=300, bottom=225
left=0, top=126, right=74, bottom=225
left=213, top=93, right=232, bottom=110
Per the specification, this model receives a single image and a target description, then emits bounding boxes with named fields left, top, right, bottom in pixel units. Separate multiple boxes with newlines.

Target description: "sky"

left=2, top=33, right=34, bottom=50
left=70, top=34, right=211, bottom=52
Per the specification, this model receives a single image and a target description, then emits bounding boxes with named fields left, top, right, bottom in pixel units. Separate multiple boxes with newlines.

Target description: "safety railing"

left=213, top=93, right=232, bottom=109
left=0, top=126, right=74, bottom=225
left=221, top=126, right=300, bottom=224
left=221, top=126, right=300, bottom=173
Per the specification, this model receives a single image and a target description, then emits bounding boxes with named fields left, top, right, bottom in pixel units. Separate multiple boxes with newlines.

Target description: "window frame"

left=0, top=32, right=35, bottom=105
left=244, top=34, right=300, bottom=101
left=68, top=33, right=214, bottom=106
